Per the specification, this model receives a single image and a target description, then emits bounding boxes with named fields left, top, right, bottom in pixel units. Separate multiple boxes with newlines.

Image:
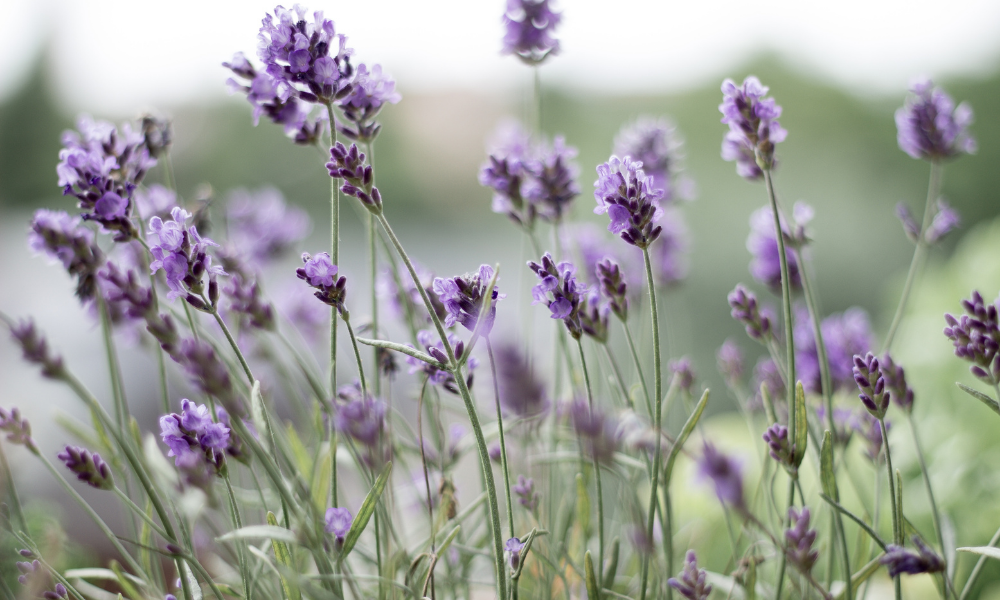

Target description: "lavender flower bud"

left=480, top=121, right=536, bottom=229
left=596, top=258, right=628, bottom=321
left=943, top=291, right=1000, bottom=384
left=505, top=537, right=526, bottom=570
left=895, top=203, right=921, bottom=243
left=716, top=339, right=744, bottom=385
left=728, top=284, right=772, bottom=342
left=57, top=445, right=114, bottom=490
left=762, top=424, right=794, bottom=467
left=140, top=114, right=173, bottom=158
left=650, top=209, right=690, bottom=286
left=924, top=200, right=961, bottom=244
left=785, top=507, right=818, bottom=572
left=593, top=155, right=665, bottom=249
left=0, top=407, right=36, bottom=452
left=405, top=331, right=477, bottom=395
left=697, top=443, right=744, bottom=511
left=752, top=358, right=785, bottom=414
left=326, top=142, right=382, bottom=213
left=334, top=386, right=387, bottom=466
left=719, top=76, right=787, bottom=179
left=853, top=412, right=888, bottom=463
left=569, top=400, right=620, bottom=464
left=28, top=210, right=104, bottom=302
left=523, top=136, right=579, bottom=222
left=528, top=253, right=588, bottom=339
left=42, top=584, right=68, bottom=600
left=669, top=357, right=697, bottom=394
left=853, top=352, right=889, bottom=418
left=297, top=252, right=348, bottom=313
left=614, top=116, right=692, bottom=203
left=325, top=507, right=352, bottom=550
left=881, top=536, right=945, bottom=577
left=493, top=341, right=549, bottom=418
left=881, top=353, right=914, bottom=412
left=16, top=559, right=40, bottom=585
left=895, top=78, right=976, bottom=161
left=337, top=64, right=401, bottom=143
left=513, top=475, right=540, bottom=512
left=225, top=273, right=276, bottom=331
left=501, top=0, right=561, bottom=65
left=668, top=550, right=712, bottom=600
left=9, top=319, right=65, bottom=379
left=579, top=291, right=610, bottom=344
left=433, top=265, right=504, bottom=335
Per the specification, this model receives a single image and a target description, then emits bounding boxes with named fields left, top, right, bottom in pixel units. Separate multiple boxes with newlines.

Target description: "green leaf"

left=267, top=511, right=301, bottom=600
left=958, top=546, right=1000, bottom=561
left=341, top=461, right=393, bottom=558
left=437, top=525, right=461, bottom=556
left=820, top=430, right=838, bottom=500
left=602, top=537, right=619, bottom=590
left=217, top=525, right=297, bottom=544
left=956, top=383, right=1000, bottom=415
left=356, top=337, right=444, bottom=367
left=665, top=389, right=709, bottom=482
left=109, top=561, right=141, bottom=600
left=584, top=550, right=600, bottom=600
left=575, top=472, right=591, bottom=536
left=793, top=381, right=808, bottom=467
left=250, top=380, right=271, bottom=455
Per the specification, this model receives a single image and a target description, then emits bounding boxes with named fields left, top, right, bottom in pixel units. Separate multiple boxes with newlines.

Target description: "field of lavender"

left=4, top=2, right=1000, bottom=600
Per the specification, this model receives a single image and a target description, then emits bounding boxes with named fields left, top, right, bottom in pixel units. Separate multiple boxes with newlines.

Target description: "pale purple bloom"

left=296, top=252, right=347, bottom=312
left=762, top=424, right=794, bottom=466
left=747, top=206, right=801, bottom=294
left=786, top=507, right=818, bottom=572
left=650, top=207, right=689, bottom=286
left=925, top=200, right=961, bottom=243
left=881, top=537, right=945, bottom=577
left=719, top=76, right=787, bottom=179
left=528, top=253, right=588, bottom=339
left=337, top=63, right=402, bottom=142
left=853, top=352, right=889, bottom=418
left=513, top=475, right=539, bottom=512
left=58, top=445, right=114, bottom=490
left=593, top=155, right=665, bottom=249
left=895, top=78, right=976, bottom=161
left=179, top=339, right=242, bottom=415
left=226, top=187, right=310, bottom=265
left=433, top=265, right=504, bottom=334
left=579, top=291, right=610, bottom=343
left=854, top=411, right=888, bottom=463
left=751, top=357, right=785, bottom=413
left=716, top=339, right=744, bottom=386
left=159, top=399, right=230, bottom=489
left=568, top=400, right=620, bottom=464
left=562, top=223, right=643, bottom=292
left=480, top=120, right=536, bottom=228
left=506, top=537, right=526, bottom=569
left=523, top=135, right=579, bottom=222
left=149, top=207, right=225, bottom=303
left=9, top=319, right=64, bottom=380
left=335, top=392, right=386, bottom=449
left=135, top=184, right=178, bottom=221
left=795, top=306, right=874, bottom=394
left=327, top=142, right=382, bottom=212
left=29, top=209, right=104, bottom=302
left=42, top=584, right=68, bottom=600
left=728, top=284, right=773, bottom=343
left=697, top=443, right=744, bottom=510
left=669, top=357, right=696, bottom=394
left=0, top=407, right=35, bottom=451
left=613, top=116, right=694, bottom=203
left=816, top=405, right=855, bottom=445
left=943, top=290, right=1000, bottom=384
left=668, top=550, right=712, bottom=600
left=406, top=330, right=477, bottom=395
left=325, top=507, right=353, bottom=546
left=502, top=0, right=561, bottom=64
left=493, top=341, right=549, bottom=419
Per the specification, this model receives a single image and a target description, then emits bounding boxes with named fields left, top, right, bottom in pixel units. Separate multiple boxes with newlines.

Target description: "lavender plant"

left=2, top=5, right=996, bottom=600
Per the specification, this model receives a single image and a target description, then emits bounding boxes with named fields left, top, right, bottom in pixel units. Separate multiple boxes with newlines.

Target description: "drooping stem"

left=639, top=247, right=664, bottom=600
left=881, top=417, right=903, bottom=600
left=883, top=160, right=943, bottom=352
left=576, top=337, right=605, bottom=584
left=487, top=338, right=515, bottom=541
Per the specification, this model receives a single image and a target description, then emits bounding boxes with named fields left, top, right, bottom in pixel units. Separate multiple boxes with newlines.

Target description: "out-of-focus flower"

left=148, top=207, right=225, bottom=304
left=480, top=120, right=535, bottom=229
left=728, top=284, right=773, bottom=343
left=697, top=443, right=744, bottom=510
left=785, top=507, right=818, bottom=572
left=596, top=258, right=629, bottom=321
left=751, top=357, right=785, bottom=413
left=9, top=319, right=65, bottom=380
left=29, top=210, right=104, bottom=302
left=337, top=63, right=401, bottom=142
left=613, top=116, right=694, bottom=203
left=492, top=341, right=549, bottom=419
left=226, top=188, right=310, bottom=265
left=179, top=339, right=243, bottom=416
left=594, top=155, right=665, bottom=249
left=513, top=475, right=539, bottom=512
left=135, top=185, right=178, bottom=221
left=650, top=208, right=690, bottom=286
left=669, top=357, right=696, bottom=394
left=716, top=339, right=745, bottom=386
left=881, top=353, right=914, bottom=413
left=746, top=206, right=801, bottom=294
left=568, top=400, right=620, bottom=464
left=795, top=306, right=874, bottom=394
left=895, top=78, right=975, bottom=161
left=528, top=253, right=588, bottom=339
left=501, top=0, right=561, bottom=64
left=854, top=411, right=888, bottom=463
left=0, top=407, right=35, bottom=452
left=325, top=507, right=352, bottom=549
left=668, top=550, right=712, bottom=600
left=881, top=537, right=945, bottom=577
left=579, top=291, right=610, bottom=343
left=719, top=76, right=787, bottom=179
left=524, top=136, right=579, bottom=222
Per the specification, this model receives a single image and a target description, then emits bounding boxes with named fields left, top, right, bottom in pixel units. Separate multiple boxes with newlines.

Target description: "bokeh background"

left=3, top=0, right=1000, bottom=597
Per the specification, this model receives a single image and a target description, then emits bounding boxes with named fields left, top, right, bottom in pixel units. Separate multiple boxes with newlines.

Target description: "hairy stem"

left=487, top=338, right=516, bottom=541
left=577, top=337, right=605, bottom=585
left=639, top=247, right=664, bottom=600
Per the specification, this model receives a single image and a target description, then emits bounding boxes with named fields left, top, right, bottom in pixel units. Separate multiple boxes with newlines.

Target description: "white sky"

left=2, top=0, right=1000, bottom=113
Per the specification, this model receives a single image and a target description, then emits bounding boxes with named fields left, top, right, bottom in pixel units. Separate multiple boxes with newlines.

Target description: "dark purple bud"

left=58, top=445, right=114, bottom=490
left=881, top=536, right=945, bottom=577
left=668, top=550, right=712, bottom=600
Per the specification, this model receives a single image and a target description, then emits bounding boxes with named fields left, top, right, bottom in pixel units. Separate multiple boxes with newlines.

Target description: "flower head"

left=406, top=330, right=477, bottom=395
left=795, top=307, right=874, bottom=394
left=614, top=116, right=693, bottom=203
left=325, top=507, right=352, bottom=548
left=159, top=399, right=230, bottom=490
left=523, top=135, right=579, bottom=222
left=335, top=386, right=386, bottom=451
left=716, top=339, right=745, bottom=386
left=747, top=206, right=801, bottom=294
left=502, top=0, right=561, bottom=64
left=944, top=290, right=1000, bottom=384
left=0, top=407, right=35, bottom=452
left=719, top=76, right=787, bottom=179
left=226, top=187, right=310, bottom=266
left=29, top=210, right=104, bottom=302
left=596, top=258, right=629, bottom=321
left=785, top=507, right=818, bottom=572
left=697, top=443, right=744, bottom=510
left=728, top=284, right=773, bottom=343
left=669, top=357, right=696, bottom=394
left=881, top=353, right=914, bottom=412
left=650, top=208, right=690, bottom=286
left=762, top=424, right=794, bottom=467
left=58, top=445, right=113, bottom=490
left=327, top=142, right=382, bottom=213
left=853, top=352, right=889, bottom=418
left=895, top=78, right=975, bottom=161
left=593, top=155, right=665, bottom=249
left=9, top=319, right=65, bottom=379
left=148, top=207, right=225, bottom=304
left=668, top=550, right=712, bottom=600
left=493, top=341, right=549, bottom=418
left=528, top=253, right=588, bottom=339
left=505, top=537, right=526, bottom=570
left=433, top=265, right=504, bottom=335
left=337, top=63, right=401, bottom=142
left=179, top=339, right=243, bottom=416
left=513, top=475, right=539, bottom=512
left=854, top=411, right=889, bottom=463
left=881, top=536, right=945, bottom=577
left=569, top=400, right=620, bottom=464
left=297, top=252, right=348, bottom=312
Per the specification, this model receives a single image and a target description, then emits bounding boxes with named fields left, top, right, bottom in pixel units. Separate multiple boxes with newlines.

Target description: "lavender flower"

left=762, top=424, right=794, bottom=467
left=406, top=330, right=477, bottom=395
left=895, top=78, right=976, bottom=161
left=148, top=207, right=225, bottom=304
left=42, top=584, right=68, bottom=600
left=335, top=386, right=386, bottom=449
left=593, top=155, right=665, bottom=249
left=650, top=208, right=690, bottom=286
left=480, top=121, right=536, bottom=228
left=569, top=400, right=620, bottom=464
left=613, top=116, right=693, bottom=202
left=563, top=223, right=644, bottom=292
left=752, top=357, right=785, bottom=413
left=224, top=58, right=326, bottom=144
left=492, top=341, right=549, bottom=418
left=668, top=550, right=712, bottom=600
left=524, top=136, right=579, bottom=222
left=795, top=306, right=874, bottom=394
left=160, top=399, right=230, bottom=489
left=15, top=559, right=40, bottom=585
left=296, top=252, right=347, bottom=313
left=29, top=210, right=104, bottom=302
left=881, top=353, right=914, bottom=412
left=224, top=273, right=276, bottom=331
left=697, top=443, right=744, bottom=510
left=326, top=142, right=382, bottom=213
left=596, top=258, right=628, bottom=321
left=925, top=200, right=961, bottom=243
left=816, top=405, right=855, bottom=445
left=378, top=261, right=447, bottom=326
left=669, top=357, right=696, bottom=394
left=215, top=407, right=251, bottom=464
left=513, top=475, right=539, bottom=512
left=0, top=407, right=35, bottom=452
left=226, top=187, right=310, bottom=265
left=579, top=291, right=610, bottom=343
left=276, top=284, right=329, bottom=343
left=785, top=507, right=818, bottom=572
left=528, top=253, right=588, bottom=339
left=337, top=63, right=401, bottom=142
left=747, top=206, right=801, bottom=293
left=943, top=290, right=1000, bottom=383
left=853, top=352, right=889, bottom=418
left=57, top=445, right=113, bottom=490
left=728, top=284, right=773, bottom=342
left=881, top=536, right=945, bottom=577
left=9, top=319, right=65, bottom=379
left=719, top=76, right=787, bottom=179
left=716, top=339, right=745, bottom=386
left=179, top=339, right=242, bottom=415
left=135, top=185, right=178, bottom=221
left=433, top=265, right=504, bottom=335
left=506, top=537, right=526, bottom=570
left=325, top=507, right=352, bottom=549
left=501, top=0, right=561, bottom=64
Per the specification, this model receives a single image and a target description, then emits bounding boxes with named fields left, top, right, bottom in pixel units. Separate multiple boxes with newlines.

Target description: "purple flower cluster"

left=596, top=258, right=629, bottom=321
left=716, top=339, right=745, bottom=386
left=943, top=291, right=1000, bottom=384
left=501, top=0, right=561, bottom=64
left=160, top=399, right=230, bottom=489
left=0, top=406, right=35, bottom=451
left=895, top=78, right=976, bottom=161
left=896, top=200, right=960, bottom=245
left=327, top=142, right=382, bottom=213
left=746, top=206, right=801, bottom=294
left=719, top=76, right=787, bottom=179
left=528, top=253, right=588, bottom=339
left=668, top=550, right=712, bottom=600
left=785, top=507, right=818, bottom=572
left=297, top=252, right=347, bottom=313
left=178, top=339, right=242, bottom=415
left=226, top=187, right=310, bottom=266
left=29, top=210, right=104, bottom=302
left=56, top=115, right=156, bottom=239
left=15, top=556, right=40, bottom=585
left=568, top=400, right=620, bottom=464
left=523, top=136, right=580, bottom=222
left=728, top=284, right=773, bottom=343
left=406, top=330, right=477, bottom=395
left=9, top=319, right=65, bottom=380
left=697, top=443, right=744, bottom=510
left=614, top=116, right=693, bottom=203
left=135, top=184, right=178, bottom=221
left=881, top=537, right=945, bottom=577
left=492, top=341, right=549, bottom=419
left=795, top=306, right=874, bottom=394
left=335, top=383, right=387, bottom=465
left=224, top=273, right=276, bottom=331
left=148, top=207, right=225, bottom=304
left=593, top=155, right=665, bottom=249
left=42, top=584, right=68, bottom=600
left=325, top=506, right=352, bottom=549
left=669, top=357, right=697, bottom=394
left=433, top=265, right=504, bottom=335
left=337, top=63, right=402, bottom=142
left=853, top=352, right=889, bottom=418
left=513, top=475, right=540, bottom=512
left=58, top=445, right=113, bottom=490
left=762, top=423, right=794, bottom=467
left=752, top=357, right=785, bottom=412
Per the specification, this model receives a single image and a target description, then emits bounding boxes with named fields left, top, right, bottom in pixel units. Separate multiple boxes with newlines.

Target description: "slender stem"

left=224, top=473, right=252, bottom=600
left=576, top=338, right=604, bottom=585
left=325, top=102, right=340, bottom=398
left=775, top=481, right=795, bottom=600
left=0, top=442, right=27, bottom=533
left=341, top=313, right=368, bottom=397
left=487, top=339, right=515, bottom=541
left=881, top=417, right=902, bottom=600
left=210, top=308, right=255, bottom=384
left=98, top=297, right=128, bottom=429
left=602, top=343, right=632, bottom=409
left=883, top=160, right=942, bottom=352
left=906, top=413, right=950, bottom=593
left=113, top=486, right=168, bottom=539
left=762, top=170, right=796, bottom=435
left=959, top=524, right=1000, bottom=600
left=639, top=248, right=664, bottom=600
left=621, top=320, right=652, bottom=417
left=367, top=140, right=381, bottom=398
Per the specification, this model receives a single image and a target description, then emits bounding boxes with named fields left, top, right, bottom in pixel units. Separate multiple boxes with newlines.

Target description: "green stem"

left=762, top=170, right=796, bottom=438
left=881, top=418, right=902, bottom=600
left=576, top=338, right=604, bottom=587
left=341, top=313, right=368, bottom=397
left=487, top=339, right=515, bottom=541
left=324, top=102, right=340, bottom=398
left=621, top=320, right=653, bottom=418
left=210, top=308, right=254, bottom=384
left=367, top=141, right=381, bottom=398
left=883, top=160, right=942, bottom=352
left=99, top=297, right=128, bottom=429
left=224, top=473, right=252, bottom=600
left=906, top=412, right=951, bottom=597
left=775, top=481, right=795, bottom=600
left=639, top=248, right=663, bottom=600
left=0, top=442, right=27, bottom=533
left=602, top=343, right=632, bottom=409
